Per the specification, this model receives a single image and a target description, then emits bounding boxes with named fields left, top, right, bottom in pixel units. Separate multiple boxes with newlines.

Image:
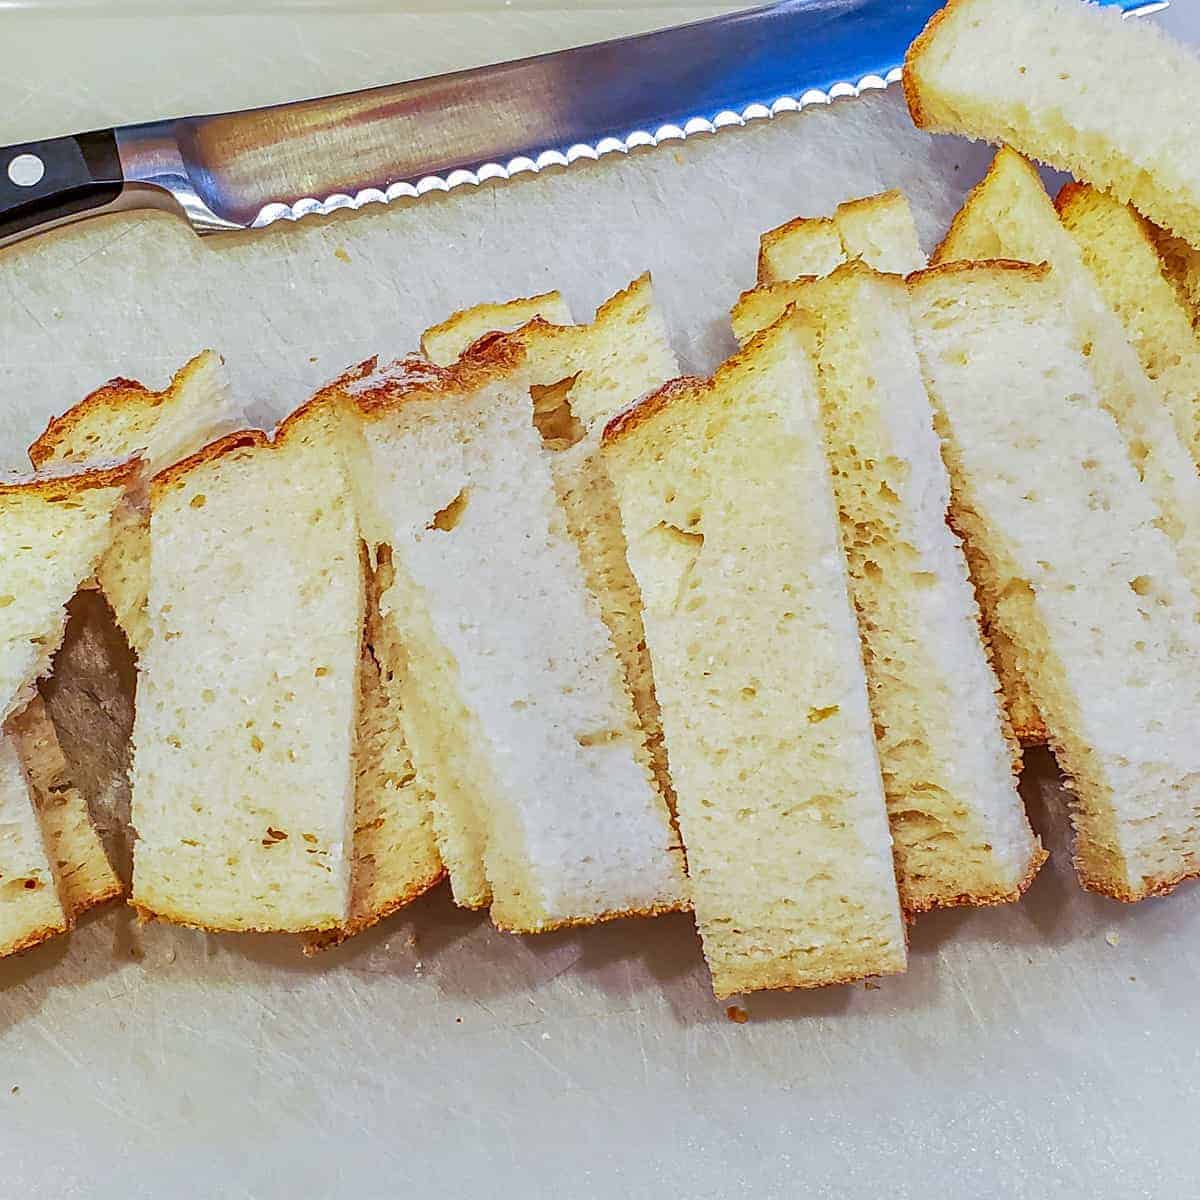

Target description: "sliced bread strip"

left=421, top=290, right=574, bottom=365
left=602, top=315, right=906, bottom=996
left=741, top=186, right=1047, bottom=747
left=334, top=346, right=687, bottom=932
left=422, top=276, right=680, bottom=824
left=1149, top=225, right=1200, bottom=328
left=909, top=261, right=1200, bottom=901
left=934, top=148, right=1200, bottom=741
left=1057, top=182, right=1200, bottom=467
left=757, top=215, right=845, bottom=286
left=756, top=190, right=925, bottom=285
left=29, top=351, right=242, bottom=656
left=904, top=0, right=1200, bottom=246
left=732, top=263, right=1043, bottom=915
left=7, top=696, right=122, bottom=919
left=130, top=416, right=362, bottom=932
left=304, top=542, right=444, bottom=952
left=0, top=462, right=138, bottom=722
left=0, top=733, right=69, bottom=957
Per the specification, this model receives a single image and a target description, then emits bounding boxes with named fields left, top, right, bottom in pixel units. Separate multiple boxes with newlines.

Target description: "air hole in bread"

left=1130, top=576, right=1152, bottom=596
left=189, top=493, right=207, bottom=509
left=530, top=374, right=585, bottom=449
left=0, top=596, right=12, bottom=608
left=576, top=729, right=621, bottom=748
left=427, top=487, right=470, bottom=533
left=807, top=705, right=840, bottom=723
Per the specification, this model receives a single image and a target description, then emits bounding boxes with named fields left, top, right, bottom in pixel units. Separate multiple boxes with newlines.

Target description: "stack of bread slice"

left=29, top=351, right=244, bottom=657
left=1056, top=182, right=1200, bottom=468
left=908, top=260, right=1200, bottom=900
left=327, top=343, right=687, bottom=932
left=602, top=313, right=906, bottom=995
left=0, top=460, right=138, bottom=955
left=422, top=276, right=680, bottom=819
left=757, top=190, right=927, bottom=285
left=904, top=0, right=1200, bottom=248
left=736, top=191, right=1045, bottom=915
left=934, top=149, right=1200, bottom=732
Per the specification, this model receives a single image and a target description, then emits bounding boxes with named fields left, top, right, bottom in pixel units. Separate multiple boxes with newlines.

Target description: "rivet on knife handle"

left=0, top=131, right=124, bottom=244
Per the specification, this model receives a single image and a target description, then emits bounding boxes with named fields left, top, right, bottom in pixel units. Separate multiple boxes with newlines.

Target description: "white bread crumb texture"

left=131, top=433, right=360, bottom=931
left=605, top=318, right=905, bottom=994
left=363, top=374, right=683, bottom=927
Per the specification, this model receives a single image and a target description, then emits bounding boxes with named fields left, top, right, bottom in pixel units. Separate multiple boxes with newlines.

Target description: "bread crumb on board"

left=725, top=1005, right=749, bottom=1024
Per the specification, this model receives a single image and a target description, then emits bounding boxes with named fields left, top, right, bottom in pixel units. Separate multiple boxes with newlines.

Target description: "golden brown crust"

left=931, top=146, right=1040, bottom=266
left=591, top=270, right=653, bottom=323
left=67, top=880, right=126, bottom=919
left=902, top=843, right=1048, bottom=918
left=130, top=898, right=342, bottom=935
left=324, top=338, right=529, bottom=422
left=30, top=380, right=153, bottom=469
left=757, top=215, right=838, bottom=285
left=490, top=893, right=690, bottom=937
left=0, top=457, right=141, bottom=499
left=711, top=954, right=907, bottom=1001
left=0, top=920, right=70, bottom=960
left=604, top=308, right=818, bottom=446
left=148, top=429, right=269, bottom=501
left=601, top=375, right=709, bottom=445
left=420, top=289, right=570, bottom=355
left=29, top=351, right=219, bottom=469
left=1077, top=862, right=1200, bottom=903
left=301, top=867, right=448, bottom=954
left=907, top=257, right=1052, bottom=288
left=902, top=0, right=967, bottom=129
left=836, top=188, right=906, bottom=221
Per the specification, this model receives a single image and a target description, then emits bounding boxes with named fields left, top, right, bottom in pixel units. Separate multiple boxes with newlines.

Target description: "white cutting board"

left=2, top=6, right=1199, bottom=1198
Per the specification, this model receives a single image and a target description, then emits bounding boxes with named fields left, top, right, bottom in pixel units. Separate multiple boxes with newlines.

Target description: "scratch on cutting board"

left=65, top=222, right=142, bottom=273
left=941, top=953, right=986, bottom=1031
left=514, top=1033, right=578, bottom=1089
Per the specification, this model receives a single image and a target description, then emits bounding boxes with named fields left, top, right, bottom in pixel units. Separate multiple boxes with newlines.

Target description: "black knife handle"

left=0, top=130, right=123, bottom=245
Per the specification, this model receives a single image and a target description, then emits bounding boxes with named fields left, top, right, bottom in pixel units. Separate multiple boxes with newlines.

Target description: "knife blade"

left=0, top=0, right=1166, bottom=249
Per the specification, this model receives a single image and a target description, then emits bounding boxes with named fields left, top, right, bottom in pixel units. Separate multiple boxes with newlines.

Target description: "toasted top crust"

left=757, top=215, right=840, bottom=283
left=907, top=258, right=1052, bottom=289
left=420, top=289, right=571, bottom=361
left=29, top=351, right=221, bottom=469
left=902, top=0, right=965, bottom=128
left=320, top=338, right=529, bottom=421
left=603, top=313, right=804, bottom=446
left=149, top=429, right=269, bottom=501
left=836, top=188, right=907, bottom=222
left=932, top=146, right=1042, bottom=265
left=0, top=457, right=140, bottom=500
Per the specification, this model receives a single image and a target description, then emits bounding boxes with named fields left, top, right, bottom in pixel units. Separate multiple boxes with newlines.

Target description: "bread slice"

left=757, top=190, right=925, bottom=286
left=333, top=345, right=686, bottom=933
left=934, top=148, right=1200, bottom=741
left=130, top=416, right=362, bottom=932
left=0, top=462, right=138, bottom=722
left=603, top=315, right=906, bottom=996
left=29, top=351, right=242, bottom=656
left=0, top=732, right=69, bottom=957
left=1149, top=224, right=1200, bottom=328
left=417, top=275, right=683, bottom=887
left=742, top=185, right=1046, bottom=747
left=1057, top=182, right=1200, bottom=467
left=732, top=263, right=1043, bottom=914
left=909, top=261, right=1200, bottom=901
left=421, top=290, right=574, bottom=365
left=304, top=542, right=444, bottom=952
left=757, top=215, right=845, bottom=286
left=904, top=0, right=1200, bottom=246
left=7, top=696, right=122, bottom=919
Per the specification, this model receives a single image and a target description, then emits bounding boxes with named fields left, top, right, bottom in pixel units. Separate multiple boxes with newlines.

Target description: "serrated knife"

left=0, top=0, right=1165, bottom=249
